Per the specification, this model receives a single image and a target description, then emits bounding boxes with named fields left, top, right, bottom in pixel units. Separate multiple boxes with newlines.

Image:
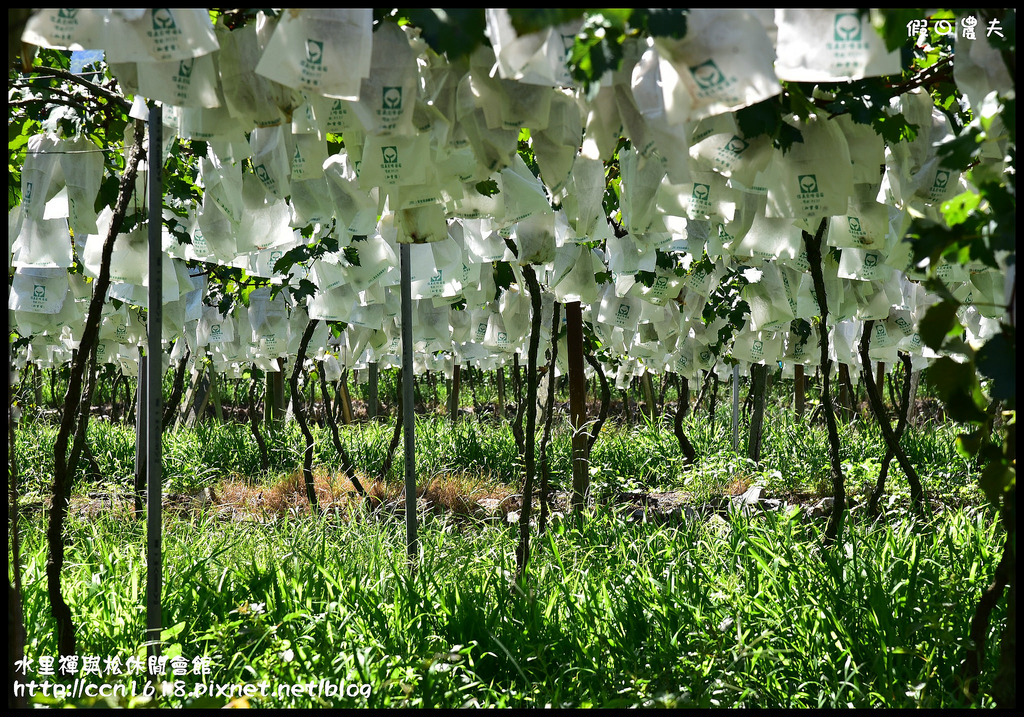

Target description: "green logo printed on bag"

left=152, top=9, right=176, bottom=30
left=933, top=169, right=950, bottom=190
left=752, top=340, right=764, bottom=360
left=692, top=183, right=711, bottom=201
left=616, top=303, right=631, bottom=321
left=833, top=13, right=862, bottom=42
left=211, top=324, right=222, bottom=339
left=255, top=164, right=271, bottom=184
left=178, top=58, right=193, bottom=78
left=690, top=59, right=725, bottom=89
left=306, top=39, right=324, bottom=65
left=382, top=146, right=399, bottom=165
left=798, top=175, right=819, bottom=194
left=382, top=87, right=402, bottom=111
left=58, top=8, right=79, bottom=19
left=24, top=181, right=33, bottom=204
left=724, top=136, right=749, bottom=155
left=847, top=216, right=862, bottom=234
left=32, top=284, right=46, bottom=300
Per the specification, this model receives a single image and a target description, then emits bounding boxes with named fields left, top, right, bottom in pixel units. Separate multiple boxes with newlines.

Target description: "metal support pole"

left=732, top=364, right=740, bottom=453
left=134, top=349, right=146, bottom=518
left=146, top=102, right=163, bottom=660
left=400, top=243, right=417, bottom=565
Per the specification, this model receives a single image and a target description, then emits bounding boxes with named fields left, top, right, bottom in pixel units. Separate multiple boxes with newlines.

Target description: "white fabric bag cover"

left=618, top=147, right=666, bottom=234
left=349, top=21, right=418, bottom=135
left=596, top=286, right=642, bottom=333
left=498, top=288, right=531, bottom=347
left=784, top=325, right=820, bottom=367
left=835, top=114, right=886, bottom=186
left=743, top=263, right=797, bottom=332
left=82, top=223, right=146, bottom=286
left=606, top=233, right=655, bottom=277
left=290, top=132, right=328, bottom=182
left=455, top=71, right=520, bottom=174
left=289, top=177, right=334, bottom=227
left=202, top=149, right=243, bottom=225
left=473, top=67, right=554, bottom=134
left=359, top=132, right=431, bottom=192
left=838, top=248, right=892, bottom=283
left=215, top=18, right=294, bottom=129
left=238, top=175, right=294, bottom=253
left=954, top=25, right=1015, bottom=118
left=415, top=300, right=450, bottom=347
left=461, top=219, right=507, bottom=264
left=654, top=9, right=781, bottom=122
left=345, top=236, right=397, bottom=292
left=763, top=113, right=855, bottom=220
left=22, top=8, right=108, bottom=51
left=582, top=83, right=624, bottom=162
left=827, top=187, right=889, bottom=250
left=484, top=9, right=579, bottom=86
left=12, top=216, right=72, bottom=269
left=670, top=170, right=737, bottom=223
left=197, top=306, right=234, bottom=347
left=59, top=136, right=104, bottom=235
left=103, top=9, right=219, bottom=64
left=531, top=90, right=582, bottom=194
left=248, top=287, right=289, bottom=357
left=499, top=154, right=553, bottom=227
left=21, top=134, right=64, bottom=222
left=689, top=116, right=773, bottom=189
left=255, top=9, right=371, bottom=100
left=195, top=195, right=237, bottom=263
left=323, top=153, right=380, bottom=235
left=560, top=156, right=607, bottom=240
left=731, top=329, right=782, bottom=365
left=396, top=203, right=448, bottom=245
left=479, top=310, right=507, bottom=353
left=830, top=320, right=860, bottom=366
left=10, top=267, right=68, bottom=315
left=513, top=211, right=557, bottom=266
left=462, top=264, right=497, bottom=309
left=249, top=125, right=292, bottom=199
left=774, top=9, right=901, bottom=82
left=137, top=53, right=222, bottom=108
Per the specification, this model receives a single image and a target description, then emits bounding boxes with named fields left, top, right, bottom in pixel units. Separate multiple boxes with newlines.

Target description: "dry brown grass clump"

left=204, top=468, right=515, bottom=524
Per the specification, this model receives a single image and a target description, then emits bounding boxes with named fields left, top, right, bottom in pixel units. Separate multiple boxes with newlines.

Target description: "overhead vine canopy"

left=8, top=7, right=1015, bottom=441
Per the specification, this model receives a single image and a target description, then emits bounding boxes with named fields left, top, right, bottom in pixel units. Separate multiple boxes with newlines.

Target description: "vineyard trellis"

left=6, top=8, right=1015, bottom=708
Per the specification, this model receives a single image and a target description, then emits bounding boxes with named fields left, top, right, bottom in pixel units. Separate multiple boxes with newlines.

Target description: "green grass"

left=12, top=500, right=1004, bottom=708
left=9, top=392, right=1002, bottom=708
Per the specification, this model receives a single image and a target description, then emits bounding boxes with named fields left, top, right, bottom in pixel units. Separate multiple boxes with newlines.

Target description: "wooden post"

left=449, top=363, right=461, bottom=422
left=367, top=362, right=379, bottom=420
left=496, top=367, right=506, bottom=418
left=565, top=301, right=588, bottom=514
left=795, top=364, right=806, bottom=419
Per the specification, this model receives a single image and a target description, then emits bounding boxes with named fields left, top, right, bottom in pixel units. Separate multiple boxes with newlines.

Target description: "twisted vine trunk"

left=674, top=375, right=697, bottom=466
left=248, top=371, right=269, bottom=472
left=514, top=264, right=543, bottom=583
left=320, top=365, right=365, bottom=496
left=585, top=352, right=611, bottom=459
left=804, top=218, right=846, bottom=548
left=538, top=302, right=560, bottom=537
left=865, top=351, right=917, bottom=517
left=47, top=129, right=144, bottom=658
left=747, top=364, right=768, bottom=464
left=290, top=319, right=319, bottom=513
left=381, top=369, right=403, bottom=482
left=161, top=352, right=189, bottom=431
